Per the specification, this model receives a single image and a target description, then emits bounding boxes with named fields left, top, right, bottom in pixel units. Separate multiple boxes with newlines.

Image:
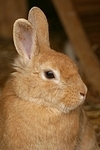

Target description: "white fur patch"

left=40, top=66, right=60, bottom=84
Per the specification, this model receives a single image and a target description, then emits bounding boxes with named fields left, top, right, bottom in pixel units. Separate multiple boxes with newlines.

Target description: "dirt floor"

left=0, top=38, right=100, bottom=147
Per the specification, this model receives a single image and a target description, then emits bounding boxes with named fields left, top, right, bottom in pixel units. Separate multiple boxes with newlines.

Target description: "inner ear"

left=17, top=22, right=33, bottom=59
left=13, top=19, right=38, bottom=59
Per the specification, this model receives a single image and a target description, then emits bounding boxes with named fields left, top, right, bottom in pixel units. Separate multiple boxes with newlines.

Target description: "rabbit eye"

left=44, top=71, right=55, bottom=79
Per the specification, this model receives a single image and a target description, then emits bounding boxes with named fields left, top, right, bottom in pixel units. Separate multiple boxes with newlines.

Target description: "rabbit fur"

left=0, top=7, right=99, bottom=150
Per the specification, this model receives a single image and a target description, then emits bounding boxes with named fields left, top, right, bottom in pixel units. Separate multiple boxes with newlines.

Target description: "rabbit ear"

left=13, top=18, right=38, bottom=59
left=28, top=7, right=50, bottom=47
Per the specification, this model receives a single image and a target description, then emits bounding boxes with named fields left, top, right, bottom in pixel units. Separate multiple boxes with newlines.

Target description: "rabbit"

left=0, top=7, right=99, bottom=150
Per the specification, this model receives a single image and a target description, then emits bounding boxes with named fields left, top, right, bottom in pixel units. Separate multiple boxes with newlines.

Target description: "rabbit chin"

left=28, top=97, right=84, bottom=114
left=56, top=100, right=84, bottom=113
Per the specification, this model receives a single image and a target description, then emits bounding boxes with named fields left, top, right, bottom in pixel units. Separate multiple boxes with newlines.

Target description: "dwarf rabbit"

left=0, top=7, right=99, bottom=150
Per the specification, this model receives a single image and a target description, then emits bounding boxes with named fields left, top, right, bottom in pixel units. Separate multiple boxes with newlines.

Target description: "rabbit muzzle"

left=79, top=82, right=87, bottom=101
left=57, top=76, right=88, bottom=113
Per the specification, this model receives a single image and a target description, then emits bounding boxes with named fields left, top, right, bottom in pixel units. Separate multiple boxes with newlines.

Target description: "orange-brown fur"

left=0, top=7, right=99, bottom=150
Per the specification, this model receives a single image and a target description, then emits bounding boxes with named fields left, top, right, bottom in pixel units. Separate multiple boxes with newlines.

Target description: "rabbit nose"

left=80, top=92, right=86, bottom=100
left=79, top=83, right=87, bottom=101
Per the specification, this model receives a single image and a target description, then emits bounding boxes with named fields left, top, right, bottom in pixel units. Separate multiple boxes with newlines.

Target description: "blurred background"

left=0, top=0, right=100, bottom=146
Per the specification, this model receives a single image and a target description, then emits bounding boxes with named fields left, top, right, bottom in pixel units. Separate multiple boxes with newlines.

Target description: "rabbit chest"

left=0, top=96, right=81, bottom=150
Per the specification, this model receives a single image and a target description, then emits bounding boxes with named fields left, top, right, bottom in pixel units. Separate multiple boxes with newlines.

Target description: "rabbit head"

left=13, top=7, right=87, bottom=113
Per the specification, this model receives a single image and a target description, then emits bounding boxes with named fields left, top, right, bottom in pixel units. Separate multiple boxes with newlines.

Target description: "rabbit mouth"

left=54, top=97, right=85, bottom=114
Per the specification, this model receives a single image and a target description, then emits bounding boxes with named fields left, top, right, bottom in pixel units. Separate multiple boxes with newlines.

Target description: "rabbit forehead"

left=37, top=49, right=78, bottom=76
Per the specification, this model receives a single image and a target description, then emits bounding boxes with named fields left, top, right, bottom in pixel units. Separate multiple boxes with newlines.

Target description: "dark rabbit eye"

left=44, top=71, right=55, bottom=79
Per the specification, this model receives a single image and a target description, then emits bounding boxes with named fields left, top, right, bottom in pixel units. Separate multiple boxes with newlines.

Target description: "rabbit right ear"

left=13, top=18, right=38, bottom=60
left=28, top=7, right=50, bottom=47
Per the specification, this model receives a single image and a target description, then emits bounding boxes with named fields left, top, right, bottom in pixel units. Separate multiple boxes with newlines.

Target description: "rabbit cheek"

left=58, top=86, right=85, bottom=113
left=59, top=76, right=87, bottom=113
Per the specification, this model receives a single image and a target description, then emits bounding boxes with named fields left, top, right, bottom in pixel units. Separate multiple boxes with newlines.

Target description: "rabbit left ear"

left=28, top=7, right=50, bottom=47
left=13, top=18, right=38, bottom=60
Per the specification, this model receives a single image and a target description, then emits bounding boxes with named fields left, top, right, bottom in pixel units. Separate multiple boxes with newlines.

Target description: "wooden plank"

left=73, top=0, right=100, bottom=3
left=51, top=0, right=100, bottom=96
left=83, top=22, right=100, bottom=29
left=76, top=4, right=100, bottom=14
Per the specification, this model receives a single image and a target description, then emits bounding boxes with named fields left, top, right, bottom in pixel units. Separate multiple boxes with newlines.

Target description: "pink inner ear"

left=21, top=29, right=32, bottom=59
